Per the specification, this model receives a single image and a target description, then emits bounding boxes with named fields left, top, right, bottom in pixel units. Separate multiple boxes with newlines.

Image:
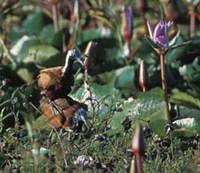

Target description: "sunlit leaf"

left=170, top=89, right=200, bottom=109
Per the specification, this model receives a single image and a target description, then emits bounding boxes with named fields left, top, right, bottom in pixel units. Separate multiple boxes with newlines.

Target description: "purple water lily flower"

left=147, top=20, right=173, bottom=49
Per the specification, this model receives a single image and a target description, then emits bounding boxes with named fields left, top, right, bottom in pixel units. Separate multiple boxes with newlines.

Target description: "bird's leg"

left=48, top=99, right=65, bottom=117
left=80, top=115, right=88, bottom=129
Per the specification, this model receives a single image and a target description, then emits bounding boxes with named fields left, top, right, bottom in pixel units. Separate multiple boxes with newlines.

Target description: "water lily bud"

left=132, top=123, right=145, bottom=155
left=84, top=41, right=97, bottom=69
left=122, top=4, right=133, bottom=42
left=163, top=0, right=178, bottom=21
left=84, top=41, right=97, bottom=58
left=72, top=0, right=79, bottom=21
left=139, top=60, right=149, bottom=92
left=147, top=20, right=173, bottom=50
left=48, top=0, right=57, bottom=5
left=136, top=0, right=148, bottom=14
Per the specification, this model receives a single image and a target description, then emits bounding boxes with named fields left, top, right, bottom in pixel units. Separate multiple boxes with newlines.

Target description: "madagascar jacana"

left=37, top=48, right=87, bottom=130
left=37, top=48, right=83, bottom=100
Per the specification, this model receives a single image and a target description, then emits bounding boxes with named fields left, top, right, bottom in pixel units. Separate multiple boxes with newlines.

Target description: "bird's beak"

left=75, top=56, right=84, bottom=66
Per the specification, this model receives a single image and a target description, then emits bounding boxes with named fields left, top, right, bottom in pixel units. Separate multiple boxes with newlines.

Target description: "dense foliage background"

left=0, top=0, right=200, bottom=172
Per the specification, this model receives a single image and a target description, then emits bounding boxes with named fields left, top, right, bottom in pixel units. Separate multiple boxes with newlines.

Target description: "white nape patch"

left=63, top=48, right=81, bottom=73
left=10, top=35, right=29, bottom=56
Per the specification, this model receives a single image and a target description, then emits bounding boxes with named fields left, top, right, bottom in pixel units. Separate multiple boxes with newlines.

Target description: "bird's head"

left=62, top=48, right=83, bottom=73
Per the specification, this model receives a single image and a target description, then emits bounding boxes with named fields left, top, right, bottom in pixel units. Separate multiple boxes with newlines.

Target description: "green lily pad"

left=22, top=10, right=51, bottom=35
left=9, top=10, right=51, bottom=41
left=96, top=65, right=136, bottom=95
left=23, top=45, right=61, bottom=67
left=110, top=87, right=167, bottom=137
left=172, top=117, right=200, bottom=137
left=170, top=89, right=200, bottom=109
left=114, top=65, right=135, bottom=92
left=17, top=68, right=34, bottom=83
left=12, top=36, right=41, bottom=60
left=77, top=28, right=112, bottom=45
left=179, top=58, right=200, bottom=82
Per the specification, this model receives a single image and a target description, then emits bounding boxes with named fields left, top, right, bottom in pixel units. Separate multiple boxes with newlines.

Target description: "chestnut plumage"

left=40, top=96, right=87, bottom=130
left=37, top=48, right=82, bottom=100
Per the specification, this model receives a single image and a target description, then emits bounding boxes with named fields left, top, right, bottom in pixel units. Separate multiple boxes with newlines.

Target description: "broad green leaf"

left=115, top=65, right=135, bottom=90
left=39, top=25, right=64, bottom=49
left=179, top=58, right=200, bottom=82
left=9, top=10, right=51, bottom=41
left=17, top=68, right=33, bottom=83
left=110, top=88, right=167, bottom=137
left=172, top=117, right=200, bottom=137
left=77, top=28, right=112, bottom=45
left=72, top=82, right=120, bottom=100
left=170, top=89, right=200, bottom=109
left=97, top=66, right=136, bottom=95
left=166, top=36, right=186, bottom=62
left=23, top=45, right=61, bottom=67
left=10, top=36, right=41, bottom=62
left=39, top=25, right=55, bottom=44
left=22, top=10, right=50, bottom=35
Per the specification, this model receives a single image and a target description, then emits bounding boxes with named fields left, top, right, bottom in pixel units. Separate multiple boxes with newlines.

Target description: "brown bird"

left=37, top=48, right=83, bottom=100
left=37, top=48, right=87, bottom=130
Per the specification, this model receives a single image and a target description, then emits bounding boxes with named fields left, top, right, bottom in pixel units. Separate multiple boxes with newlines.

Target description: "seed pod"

left=163, top=0, right=178, bottom=21
left=84, top=41, right=97, bottom=70
left=122, top=4, right=133, bottom=42
left=72, top=0, right=79, bottom=22
left=132, top=123, right=145, bottom=156
left=48, top=0, right=57, bottom=5
left=139, top=60, right=149, bottom=92
left=136, top=0, right=148, bottom=14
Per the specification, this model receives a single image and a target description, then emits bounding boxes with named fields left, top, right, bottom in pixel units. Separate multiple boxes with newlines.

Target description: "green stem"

left=160, top=53, right=171, bottom=123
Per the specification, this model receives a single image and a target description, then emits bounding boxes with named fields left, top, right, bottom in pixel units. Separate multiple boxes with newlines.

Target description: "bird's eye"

left=47, top=85, right=55, bottom=91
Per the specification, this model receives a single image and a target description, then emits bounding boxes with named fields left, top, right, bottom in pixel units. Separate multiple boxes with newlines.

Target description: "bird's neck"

left=62, top=56, right=73, bottom=76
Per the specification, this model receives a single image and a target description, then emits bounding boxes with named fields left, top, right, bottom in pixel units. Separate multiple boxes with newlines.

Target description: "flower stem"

left=142, top=14, right=147, bottom=33
left=189, top=5, right=196, bottom=38
left=52, top=4, right=59, bottom=32
left=127, top=39, right=132, bottom=59
left=136, top=153, right=142, bottom=173
left=160, top=53, right=171, bottom=123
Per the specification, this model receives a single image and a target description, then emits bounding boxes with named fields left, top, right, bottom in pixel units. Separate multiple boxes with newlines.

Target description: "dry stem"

left=160, top=53, right=171, bottom=123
